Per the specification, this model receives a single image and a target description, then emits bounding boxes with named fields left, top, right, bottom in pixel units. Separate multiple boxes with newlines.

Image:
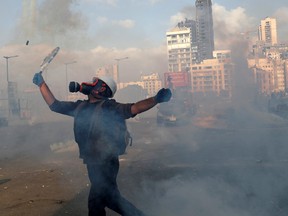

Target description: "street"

left=1, top=106, right=288, bottom=216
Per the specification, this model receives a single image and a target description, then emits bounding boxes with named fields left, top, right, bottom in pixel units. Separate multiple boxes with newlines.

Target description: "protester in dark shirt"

left=33, top=72, right=171, bottom=216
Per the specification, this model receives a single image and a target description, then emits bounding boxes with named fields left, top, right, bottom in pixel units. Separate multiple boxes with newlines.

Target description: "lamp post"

left=64, top=61, right=77, bottom=99
left=3, top=55, right=19, bottom=83
left=114, top=56, right=128, bottom=84
left=3, top=55, right=19, bottom=118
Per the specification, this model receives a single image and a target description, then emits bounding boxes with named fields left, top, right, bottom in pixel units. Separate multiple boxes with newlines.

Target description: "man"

left=33, top=72, right=172, bottom=216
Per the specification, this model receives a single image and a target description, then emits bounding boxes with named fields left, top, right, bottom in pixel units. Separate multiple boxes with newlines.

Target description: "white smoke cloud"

left=169, top=5, right=195, bottom=28
left=149, top=177, right=251, bottom=216
left=212, top=4, right=257, bottom=49
left=12, top=0, right=90, bottom=50
left=167, top=3, right=257, bottom=49
left=0, top=0, right=167, bottom=96
left=169, top=12, right=187, bottom=27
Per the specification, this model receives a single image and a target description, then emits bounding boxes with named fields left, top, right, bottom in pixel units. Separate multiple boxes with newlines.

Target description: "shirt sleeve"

left=49, top=99, right=82, bottom=117
left=108, top=99, right=136, bottom=119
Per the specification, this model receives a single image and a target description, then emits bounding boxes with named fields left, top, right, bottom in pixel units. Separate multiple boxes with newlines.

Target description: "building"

left=247, top=57, right=287, bottom=94
left=248, top=58, right=274, bottom=94
left=190, top=56, right=234, bottom=97
left=262, top=43, right=288, bottom=60
left=195, top=0, right=215, bottom=62
left=213, top=50, right=232, bottom=63
left=248, top=40, right=288, bottom=94
left=116, top=73, right=162, bottom=97
left=140, top=73, right=162, bottom=96
left=117, top=81, right=144, bottom=90
left=166, top=19, right=197, bottom=73
left=166, top=0, right=216, bottom=68
left=258, top=17, right=278, bottom=45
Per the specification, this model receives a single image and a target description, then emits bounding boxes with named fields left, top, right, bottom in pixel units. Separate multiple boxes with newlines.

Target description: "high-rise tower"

left=258, top=17, right=278, bottom=45
left=195, top=0, right=215, bottom=62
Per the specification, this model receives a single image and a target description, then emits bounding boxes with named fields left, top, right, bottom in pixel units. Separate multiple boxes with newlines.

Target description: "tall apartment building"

left=258, top=17, right=278, bottom=45
left=166, top=19, right=197, bottom=73
left=195, top=0, right=215, bottom=62
left=191, top=51, right=233, bottom=97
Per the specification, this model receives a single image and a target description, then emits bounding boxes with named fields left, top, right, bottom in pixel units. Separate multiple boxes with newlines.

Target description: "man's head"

left=90, top=76, right=117, bottom=98
left=69, top=76, right=117, bottom=98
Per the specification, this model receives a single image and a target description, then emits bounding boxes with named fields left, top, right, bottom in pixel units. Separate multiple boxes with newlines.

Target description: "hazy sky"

left=1, top=0, right=287, bottom=48
left=0, top=0, right=287, bottom=93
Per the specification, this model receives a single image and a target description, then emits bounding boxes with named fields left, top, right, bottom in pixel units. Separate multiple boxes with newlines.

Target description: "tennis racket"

left=40, top=47, right=60, bottom=73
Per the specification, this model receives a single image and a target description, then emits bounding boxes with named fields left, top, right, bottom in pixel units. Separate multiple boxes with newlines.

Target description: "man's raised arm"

left=33, top=72, right=56, bottom=106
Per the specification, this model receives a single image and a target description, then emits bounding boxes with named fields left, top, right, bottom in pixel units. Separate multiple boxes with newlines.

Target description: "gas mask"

left=69, top=77, right=112, bottom=98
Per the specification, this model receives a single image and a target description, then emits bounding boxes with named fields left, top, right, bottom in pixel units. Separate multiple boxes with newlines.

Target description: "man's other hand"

left=155, top=88, right=172, bottom=103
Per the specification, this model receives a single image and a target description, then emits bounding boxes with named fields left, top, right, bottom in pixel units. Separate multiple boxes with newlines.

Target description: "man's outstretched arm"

left=33, top=72, right=56, bottom=106
left=131, top=88, right=172, bottom=115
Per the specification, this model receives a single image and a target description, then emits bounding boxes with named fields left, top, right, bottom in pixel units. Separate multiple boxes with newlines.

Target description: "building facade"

left=248, top=57, right=287, bottom=94
left=195, top=0, right=215, bottom=62
left=190, top=52, right=233, bottom=97
left=247, top=36, right=288, bottom=94
left=166, top=19, right=197, bottom=73
left=248, top=58, right=274, bottom=94
left=258, top=17, right=278, bottom=45
left=140, top=73, right=162, bottom=96
left=116, top=73, right=162, bottom=97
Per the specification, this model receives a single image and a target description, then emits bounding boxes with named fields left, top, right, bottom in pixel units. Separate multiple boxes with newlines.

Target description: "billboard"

left=164, top=72, right=191, bottom=88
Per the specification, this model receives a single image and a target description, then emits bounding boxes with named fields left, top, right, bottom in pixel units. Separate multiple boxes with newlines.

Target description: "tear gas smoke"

left=2, top=1, right=288, bottom=216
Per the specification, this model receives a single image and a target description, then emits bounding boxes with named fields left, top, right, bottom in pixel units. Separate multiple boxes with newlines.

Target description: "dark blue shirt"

left=49, top=99, right=134, bottom=163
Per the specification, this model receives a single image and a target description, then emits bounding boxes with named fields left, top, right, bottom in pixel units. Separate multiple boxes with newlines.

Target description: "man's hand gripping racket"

left=33, top=47, right=60, bottom=87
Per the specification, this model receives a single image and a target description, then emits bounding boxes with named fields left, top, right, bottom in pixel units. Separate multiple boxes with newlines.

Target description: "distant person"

left=32, top=72, right=171, bottom=216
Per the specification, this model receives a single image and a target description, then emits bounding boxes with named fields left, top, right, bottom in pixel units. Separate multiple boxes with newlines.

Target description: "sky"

left=0, top=0, right=288, bottom=94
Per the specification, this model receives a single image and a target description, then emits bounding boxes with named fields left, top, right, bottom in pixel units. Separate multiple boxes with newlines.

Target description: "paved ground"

left=2, top=104, right=288, bottom=216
